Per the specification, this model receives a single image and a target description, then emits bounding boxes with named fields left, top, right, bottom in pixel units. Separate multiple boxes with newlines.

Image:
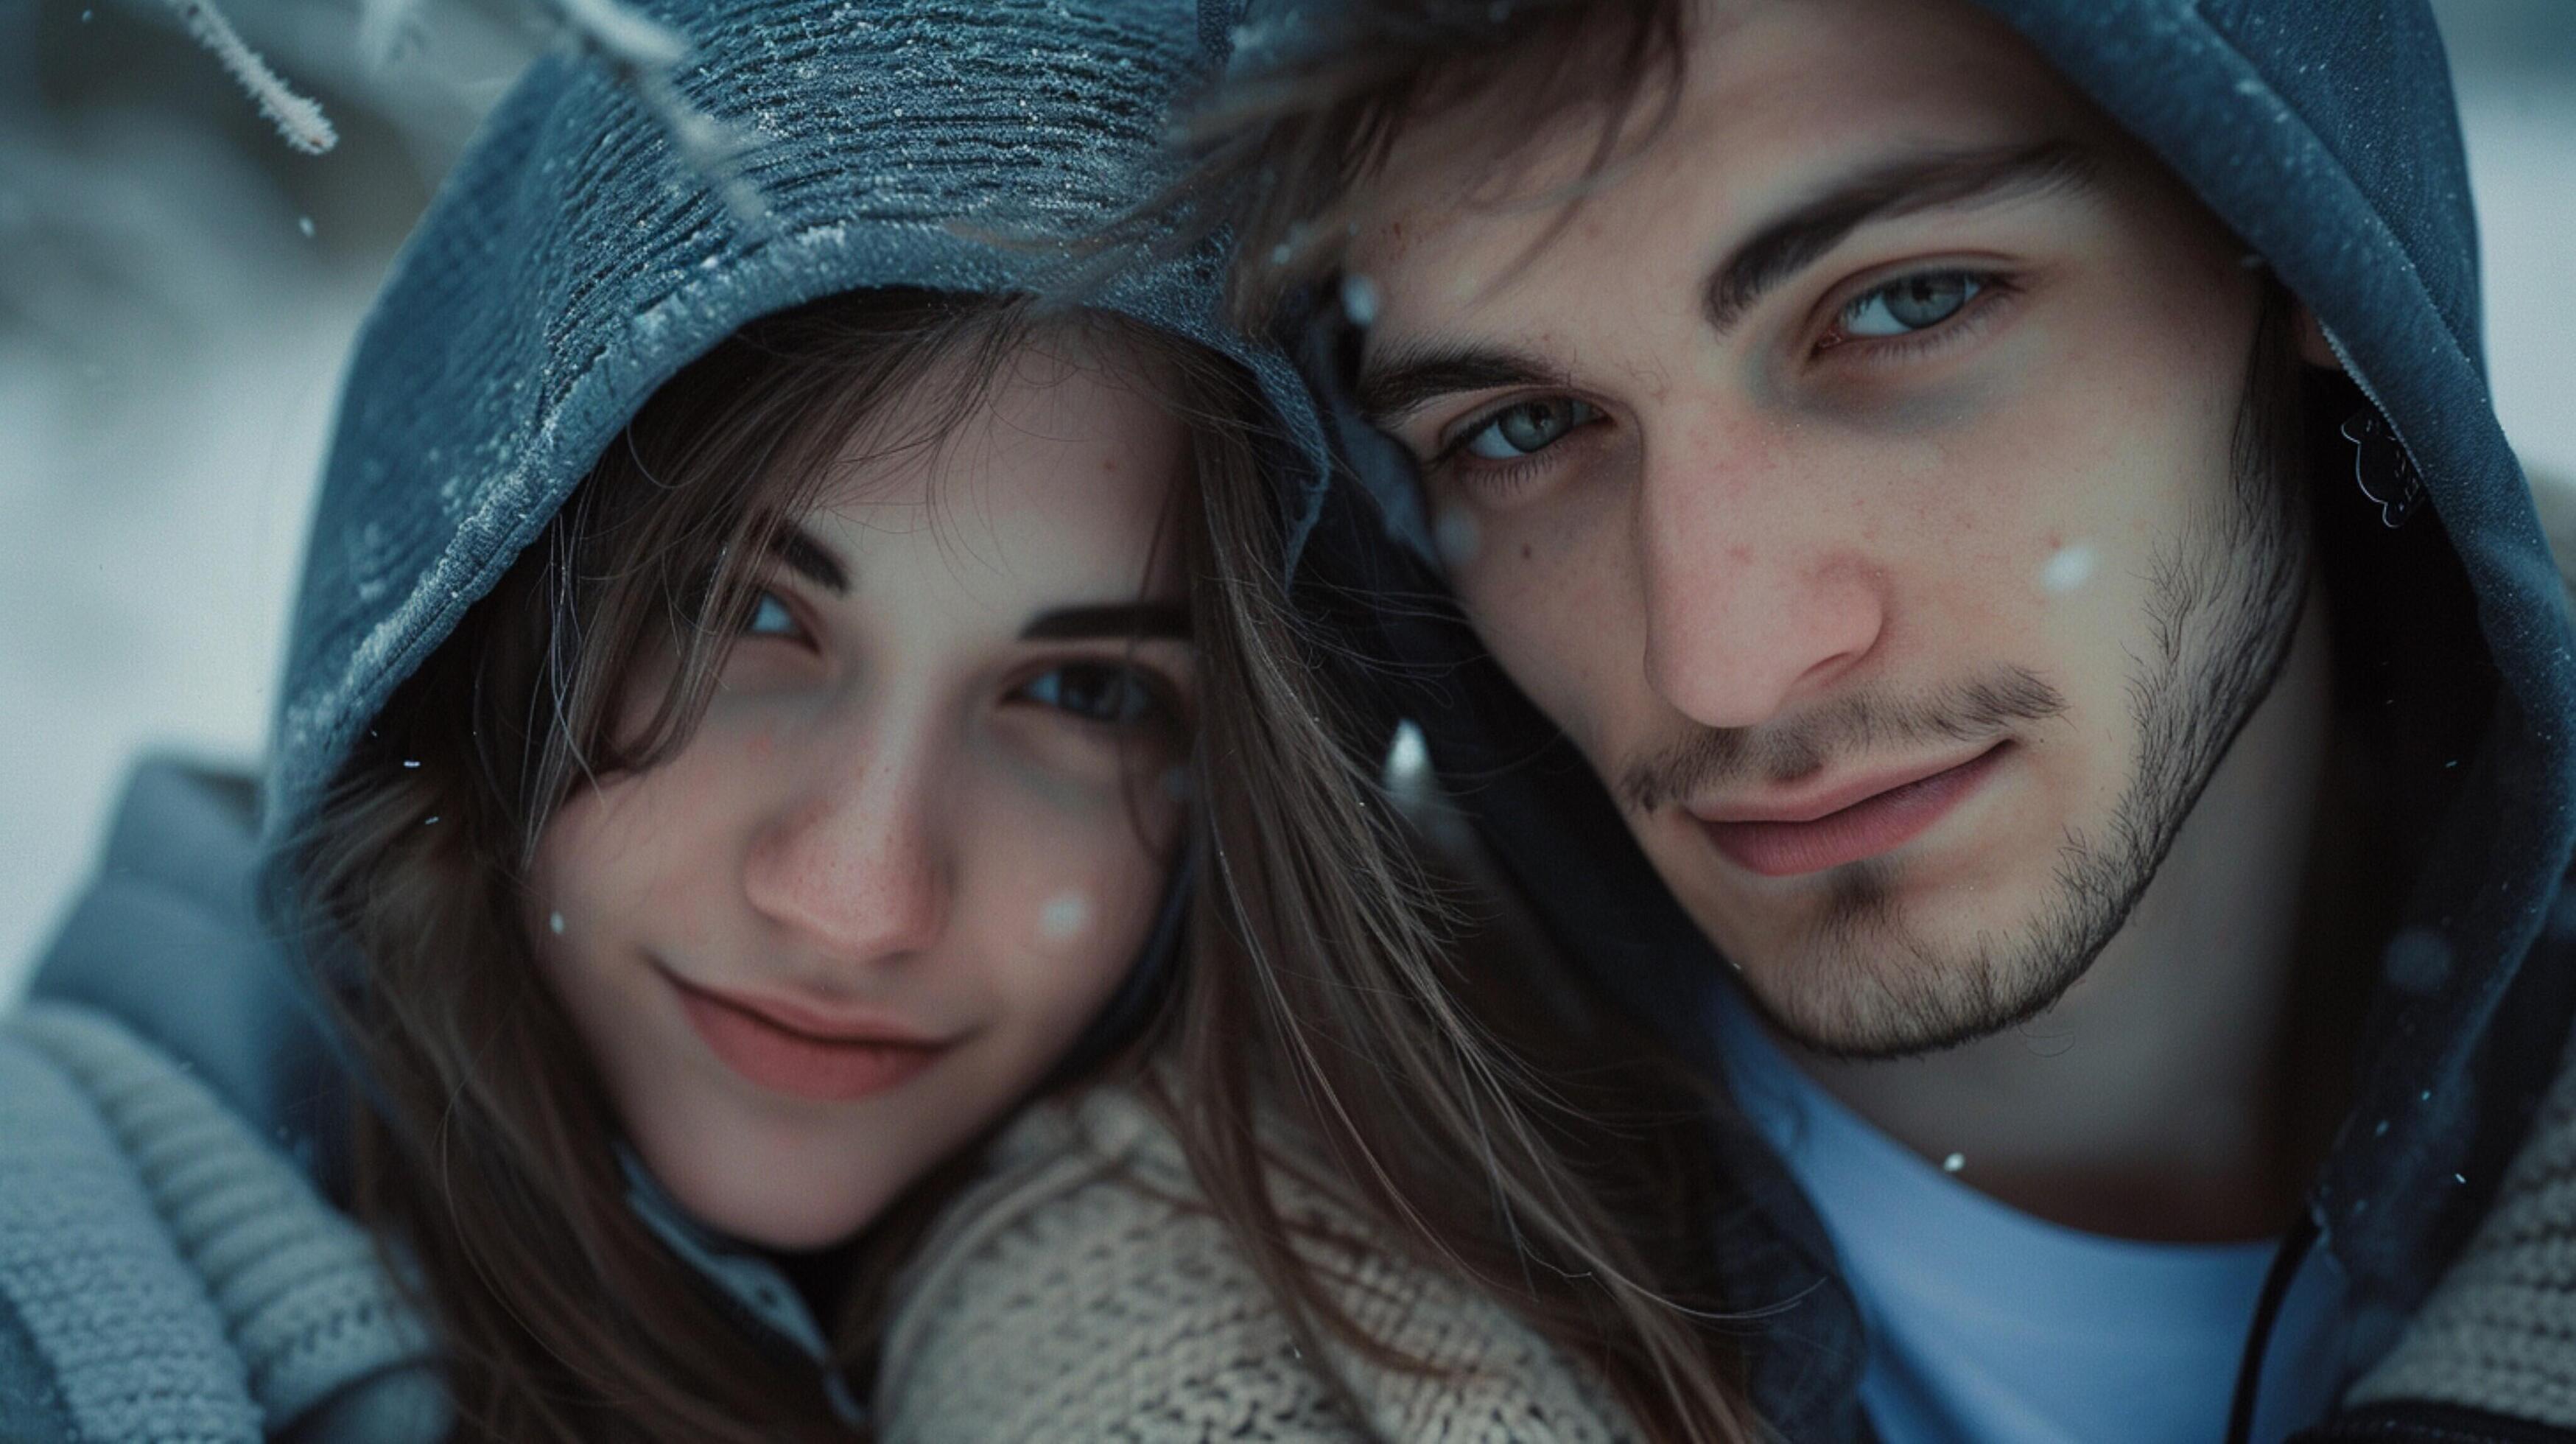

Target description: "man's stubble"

left=1707, top=296, right=2314, bottom=1059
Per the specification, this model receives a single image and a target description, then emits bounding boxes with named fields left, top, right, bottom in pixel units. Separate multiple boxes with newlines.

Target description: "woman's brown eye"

left=1461, top=398, right=1599, bottom=460
left=1841, top=271, right=1985, bottom=337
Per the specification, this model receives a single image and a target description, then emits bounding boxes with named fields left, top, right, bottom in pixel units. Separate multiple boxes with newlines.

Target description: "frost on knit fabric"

left=160, top=0, right=337, bottom=155
left=183, top=0, right=759, bottom=229
left=262, top=0, right=1328, bottom=865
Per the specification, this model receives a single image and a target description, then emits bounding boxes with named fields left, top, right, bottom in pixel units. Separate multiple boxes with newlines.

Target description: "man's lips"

left=664, top=971, right=951, bottom=1103
left=1690, top=743, right=2010, bottom=877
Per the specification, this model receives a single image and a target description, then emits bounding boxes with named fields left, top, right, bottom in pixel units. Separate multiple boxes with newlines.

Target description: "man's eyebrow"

left=1704, top=140, right=2098, bottom=333
left=1019, top=601, right=1192, bottom=642
left=1355, top=340, right=1567, bottom=426
left=765, top=522, right=849, bottom=595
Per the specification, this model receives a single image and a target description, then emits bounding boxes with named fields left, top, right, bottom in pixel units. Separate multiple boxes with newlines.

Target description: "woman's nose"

left=740, top=727, right=952, bottom=969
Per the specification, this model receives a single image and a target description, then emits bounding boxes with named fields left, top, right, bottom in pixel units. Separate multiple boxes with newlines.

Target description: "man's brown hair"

left=1179, top=0, right=1688, bottom=324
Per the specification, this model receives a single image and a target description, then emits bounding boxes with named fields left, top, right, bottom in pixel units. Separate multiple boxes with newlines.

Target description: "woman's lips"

left=667, top=975, right=949, bottom=1103
left=1694, top=743, right=2009, bottom=878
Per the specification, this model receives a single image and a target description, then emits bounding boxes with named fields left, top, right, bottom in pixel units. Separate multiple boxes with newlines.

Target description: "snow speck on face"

left=1339, top=273, right=1380, bottom=328
left=1039, top=891, right=1090, bottom=942
left=298, top=216, right=315, bottom=239
left=2037, top=543, right=2096, bottom=596
left=1941, top=1152, right=1966, bottom=1174
left=1383, top=720, right=1432, bottom=795
left=548, top=911, right=566, bottom=936
left=401, top=758, right=421, bottom=769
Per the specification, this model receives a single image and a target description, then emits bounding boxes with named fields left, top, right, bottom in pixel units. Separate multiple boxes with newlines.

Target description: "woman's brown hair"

left=298, top=286, right=1758, bottom=1441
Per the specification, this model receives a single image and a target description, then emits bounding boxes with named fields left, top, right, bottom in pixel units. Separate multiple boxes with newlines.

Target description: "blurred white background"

left=1, top=0, right=2571, bottom=998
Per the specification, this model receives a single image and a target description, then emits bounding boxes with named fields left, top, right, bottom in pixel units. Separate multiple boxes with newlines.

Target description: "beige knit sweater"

left=872, top=1087, right=1637, bottom=1443
left=876, top=1051, right=2576, bottom=1442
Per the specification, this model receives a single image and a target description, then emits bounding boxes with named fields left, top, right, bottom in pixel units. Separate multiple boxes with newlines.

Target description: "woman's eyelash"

left=1017, top=659, right=1189, bottom=732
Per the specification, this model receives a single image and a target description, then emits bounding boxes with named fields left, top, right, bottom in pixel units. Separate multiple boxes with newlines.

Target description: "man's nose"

left=741, top=717, right=952, bottom=968
left=1634, top=441, right=1887, bottom=731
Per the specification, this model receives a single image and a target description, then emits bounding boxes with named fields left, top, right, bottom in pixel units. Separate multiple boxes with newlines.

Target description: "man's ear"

left=2294, top=302, right=2345, bottom=372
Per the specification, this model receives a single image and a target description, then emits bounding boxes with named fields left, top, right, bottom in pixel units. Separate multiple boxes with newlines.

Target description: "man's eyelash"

left=1817, top=270, right=2019, bottom=360
left=1436, top=449, right=1553, bottom=497
left=1431, top=396, right=1590, bottom=466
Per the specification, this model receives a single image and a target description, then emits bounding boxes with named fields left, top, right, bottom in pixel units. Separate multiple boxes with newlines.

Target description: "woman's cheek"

left=961, top=777, right=1176, bottom=1034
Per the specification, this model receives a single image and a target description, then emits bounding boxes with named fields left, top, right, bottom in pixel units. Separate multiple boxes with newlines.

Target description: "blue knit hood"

left=1210, top=0, right=2576, bottom=1436
left=266, top=0, right=1326, bottom=857
left=1956, top=0, right=2576, bottom=1401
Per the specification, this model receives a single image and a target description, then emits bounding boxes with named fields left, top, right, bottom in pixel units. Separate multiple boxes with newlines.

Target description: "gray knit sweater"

left=7, top=1003, right=2575, bottom=1440
left=0, top=1003, right=444, bottom=1444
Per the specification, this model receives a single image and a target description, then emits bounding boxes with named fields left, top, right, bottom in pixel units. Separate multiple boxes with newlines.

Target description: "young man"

left=1190, top=0, right=2576, bottom=1439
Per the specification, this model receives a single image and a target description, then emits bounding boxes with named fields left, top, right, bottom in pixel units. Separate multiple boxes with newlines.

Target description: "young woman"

left=0, top=1, right=1763, bottom=1440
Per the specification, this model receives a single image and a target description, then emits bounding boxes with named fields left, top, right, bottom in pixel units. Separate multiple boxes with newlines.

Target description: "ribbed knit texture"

left=263, top=0, right=1327, bottom=863
left=2345, top=1029, right=2576, bottom=1426
left=0, top=1003, right=445, bottom=1443
left=0, top=1017, right=260, bottom=1442
left=877, top=1087, right=1634, bottom=1443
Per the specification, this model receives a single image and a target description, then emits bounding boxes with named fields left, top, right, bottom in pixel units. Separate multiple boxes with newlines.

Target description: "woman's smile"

left=661, top=965, right=957, bottom=1103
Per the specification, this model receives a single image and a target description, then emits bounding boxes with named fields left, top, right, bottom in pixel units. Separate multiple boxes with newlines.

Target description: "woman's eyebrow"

left=765, top=522, right=850, bottom=595
left=1019, top=602, right=1192, bottom=642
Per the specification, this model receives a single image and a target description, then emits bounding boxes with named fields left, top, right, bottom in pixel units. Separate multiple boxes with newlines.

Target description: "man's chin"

left=1710, top=891, right=2105, bottom=1062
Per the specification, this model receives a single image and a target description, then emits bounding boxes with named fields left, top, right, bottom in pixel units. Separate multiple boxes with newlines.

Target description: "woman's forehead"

left=801, top=348, right=1190, bottom=616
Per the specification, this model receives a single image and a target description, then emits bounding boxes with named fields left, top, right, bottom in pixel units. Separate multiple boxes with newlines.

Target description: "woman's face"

left=532, top=334, right=1194, bottom=1249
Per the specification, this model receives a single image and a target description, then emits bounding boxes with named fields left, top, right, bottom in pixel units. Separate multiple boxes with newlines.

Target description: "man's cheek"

left=1462, top=543, right=1634, bottom=758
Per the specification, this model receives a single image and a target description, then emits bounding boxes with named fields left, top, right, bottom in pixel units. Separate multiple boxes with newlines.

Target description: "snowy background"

left=2, top=0, right=2572, bottom=998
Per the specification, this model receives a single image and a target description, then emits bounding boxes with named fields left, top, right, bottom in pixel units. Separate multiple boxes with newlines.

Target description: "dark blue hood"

left=1974, top=0, right=2576, bottom=1389
left=1217, top=0, right=2576, bottom=1434
left=264, top=0, right=1327, bottom=860
left=33, top=0, right=1324, bottom=1237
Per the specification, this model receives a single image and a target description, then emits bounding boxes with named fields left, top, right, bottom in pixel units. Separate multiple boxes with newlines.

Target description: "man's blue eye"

left=1022, top=663, right=1163, bottom=726
left=1461, top=399, right=1599, bottom=460
left=1841, top=272, right=1984, bottom=338
left=745, top=591, right=799, bottom=637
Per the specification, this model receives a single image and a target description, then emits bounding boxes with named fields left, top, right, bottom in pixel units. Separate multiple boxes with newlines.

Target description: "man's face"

left=1347, top=0, right=2309, bottom=1056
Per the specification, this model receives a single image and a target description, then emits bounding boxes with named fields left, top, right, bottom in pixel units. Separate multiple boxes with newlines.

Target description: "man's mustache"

left=1616, top=667, right=2068, bottom=814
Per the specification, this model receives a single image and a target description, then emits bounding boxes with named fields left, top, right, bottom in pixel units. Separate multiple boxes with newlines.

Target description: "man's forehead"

left=1347, top=0, right=2094, bottom=288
